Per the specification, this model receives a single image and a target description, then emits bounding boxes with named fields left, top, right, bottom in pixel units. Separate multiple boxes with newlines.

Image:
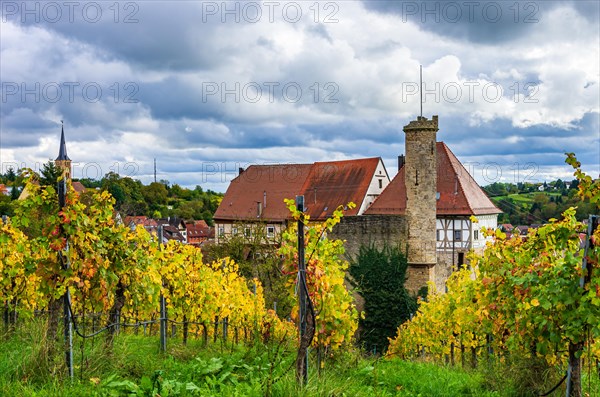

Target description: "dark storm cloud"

left=2, top=1, right=226, bottom=71
left=361, top=1, right=598, bottom=44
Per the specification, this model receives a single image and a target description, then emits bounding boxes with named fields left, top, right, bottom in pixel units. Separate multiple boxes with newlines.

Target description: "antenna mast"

left=420, top=64, right=423, bottom=117
left=154, top=158, right=157, bottom=183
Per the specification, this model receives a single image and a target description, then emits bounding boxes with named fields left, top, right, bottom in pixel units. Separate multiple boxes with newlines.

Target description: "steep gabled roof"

left=365, top=142, right=501, bottom=216
left=213, top=164, right=312, bottom=222
left=299, top=158, right=381, bottom=220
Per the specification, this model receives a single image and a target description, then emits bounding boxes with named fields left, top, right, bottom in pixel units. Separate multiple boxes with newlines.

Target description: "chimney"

left=398, top=155, right=405, bottom=171
left=239, top=167, right=244, bottom=175
left=403, top=115, right=438, bottom=292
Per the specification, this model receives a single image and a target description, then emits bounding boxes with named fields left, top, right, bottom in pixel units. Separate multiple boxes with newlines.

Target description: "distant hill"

left=483, top=180, right=594, bottom=225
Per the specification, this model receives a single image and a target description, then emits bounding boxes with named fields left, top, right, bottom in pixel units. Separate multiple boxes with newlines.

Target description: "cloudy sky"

left=1, top=0, right=598, bottom=192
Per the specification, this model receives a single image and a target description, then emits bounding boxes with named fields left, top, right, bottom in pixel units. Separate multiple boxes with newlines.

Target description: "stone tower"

left=55, top=124, right=71, bottom=181
left=403, top=115, right=438, bottom=291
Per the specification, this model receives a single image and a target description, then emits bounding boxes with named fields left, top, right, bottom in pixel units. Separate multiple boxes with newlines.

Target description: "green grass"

left=1, top=320, right=598, bottom=396
left=491, top=192, right=562, bottom=204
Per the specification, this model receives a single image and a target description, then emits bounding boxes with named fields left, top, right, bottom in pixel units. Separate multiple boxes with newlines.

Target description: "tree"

left=10, top=185, right=19, bottom=201
left=349, top=244, right=416, bottom=353
left=0, top=194, right=14, bottom=216
left=6, top=167, right=16, bottom=182
left=39, top=161, right=63, bottom=187
left=175, top=200, right=204, bottom=220
left=141, top=182, right=168, bottom=209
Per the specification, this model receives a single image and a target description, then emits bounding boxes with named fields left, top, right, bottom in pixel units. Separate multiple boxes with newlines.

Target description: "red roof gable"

left=213, top=164, right=312, bottom=222
left=365, top=142, right=501, bottom=216
left=300, top=158, right=381, bottom=220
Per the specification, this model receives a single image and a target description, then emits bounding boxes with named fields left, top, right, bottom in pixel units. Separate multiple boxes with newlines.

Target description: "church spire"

left=56, top=121, right=70, bottom=161
left=54, top=121, right=72, bottom=181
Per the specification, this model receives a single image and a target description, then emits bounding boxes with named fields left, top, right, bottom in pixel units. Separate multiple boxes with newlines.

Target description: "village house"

left=212, top=158, right=390, bottom=243
left=156, top=217, right=187, bottom=243
left=185, top=220, right=214, bottom=246
left=499, top=223, right=514, bottom=234
left=124, top=215, right=159, bottom=235
left=214, top=115, right=502, bottom=293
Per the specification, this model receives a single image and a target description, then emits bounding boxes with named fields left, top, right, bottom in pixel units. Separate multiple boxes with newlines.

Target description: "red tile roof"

left=72, top=181, right=86, bottom=193
left=124, top=216, right=158, bottom=228
left=214, top=158, right=383, bottom=222
left=300, top=158, right=381, bottom=220
left=365, top=142, right=501, bottom=216
left=186, top=220, right=211, bottom=238
left=213, top=164, right=313, bottom=222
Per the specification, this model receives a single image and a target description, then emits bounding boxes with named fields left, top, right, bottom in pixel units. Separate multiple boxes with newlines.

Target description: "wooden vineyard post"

left=158, top=225, right=167, bottom=353
left=295, top=195, right=308, bottom=385
left=58, top=178, right=74, bottom=380
left=567, top=215, right=598, bottom=397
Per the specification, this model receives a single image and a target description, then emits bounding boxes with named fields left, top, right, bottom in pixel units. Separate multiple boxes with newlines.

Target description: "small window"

left=378, top=179, right=383, bottom=189
left=218, top=227, right=224, bottom=237
left=266, top=226, right=275, bottom=238
left=232, top=227, right=238, bottom=235
left=454, top=230, right=462, bottom=241
left=474, top=230, right=479, bottom=240
left=244, top=227, right=251, bottom=237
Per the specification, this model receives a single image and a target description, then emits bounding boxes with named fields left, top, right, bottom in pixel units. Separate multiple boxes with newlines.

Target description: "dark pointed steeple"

left=56, top=121, right=70, bottom=161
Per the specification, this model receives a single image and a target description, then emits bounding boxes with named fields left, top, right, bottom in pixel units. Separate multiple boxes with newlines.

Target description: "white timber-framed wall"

left=436, top=214, right=497, bottom=263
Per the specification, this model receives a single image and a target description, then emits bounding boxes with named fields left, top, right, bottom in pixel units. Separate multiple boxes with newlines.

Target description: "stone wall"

left=332, top=214, right=437, bottom=294
left=330, top=215, right=408, bottom=261
left=405, top=264, right=434, bottom=294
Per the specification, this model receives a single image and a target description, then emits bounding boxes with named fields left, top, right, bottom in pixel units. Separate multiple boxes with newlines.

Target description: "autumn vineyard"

left=1, top=155, right=599, bottom=396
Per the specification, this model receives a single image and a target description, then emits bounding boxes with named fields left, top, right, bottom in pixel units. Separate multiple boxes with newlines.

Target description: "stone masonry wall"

left=330, top=215, right=408, bottom=260
left=332, top=214, right=436, bottom=294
